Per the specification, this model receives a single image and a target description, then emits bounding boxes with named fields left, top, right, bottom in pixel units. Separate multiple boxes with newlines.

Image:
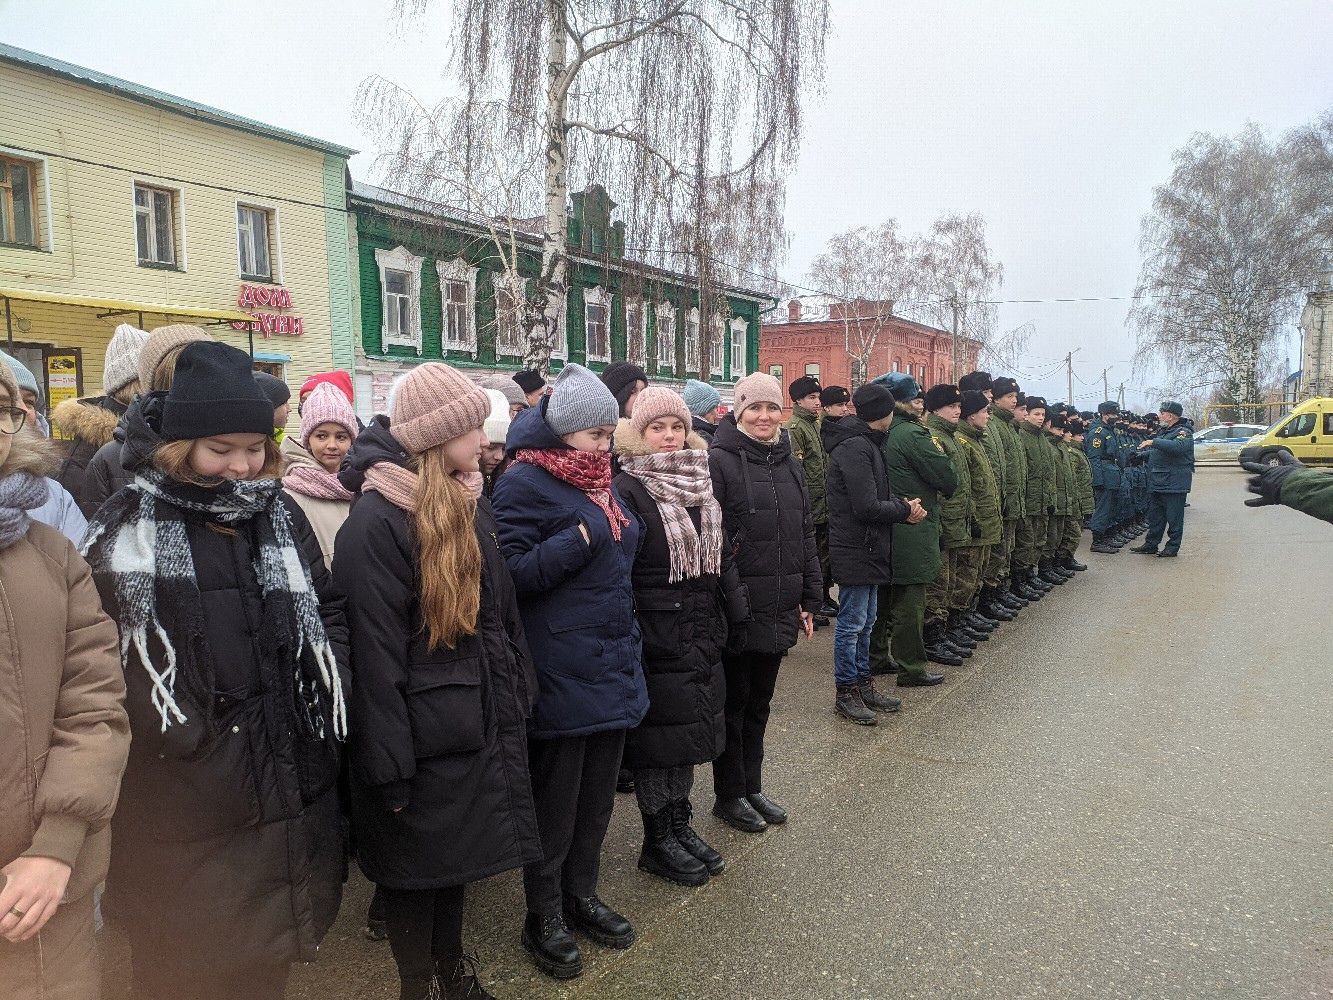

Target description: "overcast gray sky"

left=3, top=0, right=1329, bottom=409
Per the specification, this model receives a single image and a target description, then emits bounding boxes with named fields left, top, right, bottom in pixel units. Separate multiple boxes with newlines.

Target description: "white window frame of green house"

left=133, top=181, right=184, bottom=269
left=0, top=150, right=49, bottom=250
left=436, top=258, right=479, bottom=354
left=684, top=307, right=701, bottom=373
left=729, top=317, right=748, bottom=377
left=493, top=273, right=526, bottom=358
left=375, top=245, right=424, bottom=354
left=236, top=202, right=279, bottom=282
left=709, top=317, right=725, bottom=377
left=584, top=285, right=613, bottom=363
left=625, top=298, right=647, bottom=366
left=655, top=302, right=676, bottom=371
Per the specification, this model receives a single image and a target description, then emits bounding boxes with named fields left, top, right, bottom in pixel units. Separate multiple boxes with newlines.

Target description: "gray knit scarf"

left=619, top=448, right=722, bottom=582
left=82, top=468, right=346, bottom=738
left=0, top=471, right=47, bottom=549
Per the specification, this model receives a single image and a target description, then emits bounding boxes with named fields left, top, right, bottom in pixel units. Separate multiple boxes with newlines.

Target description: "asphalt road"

left=285, top=468, right=1332, bottom=1000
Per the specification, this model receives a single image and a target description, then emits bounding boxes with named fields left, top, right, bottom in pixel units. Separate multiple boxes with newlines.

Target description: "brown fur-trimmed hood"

left=51, top=397, right=124, bottom=448
left=613, top=418, right=709, bottom=458
left=0, top=427, right=58, bottom=478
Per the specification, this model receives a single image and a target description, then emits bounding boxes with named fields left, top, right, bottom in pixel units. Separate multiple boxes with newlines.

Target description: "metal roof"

left=0, top=43, right=357, bottom=158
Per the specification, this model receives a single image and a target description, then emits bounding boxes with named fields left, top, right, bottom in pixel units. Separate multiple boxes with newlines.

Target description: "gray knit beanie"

left=545, top=363, right=619, bottom=437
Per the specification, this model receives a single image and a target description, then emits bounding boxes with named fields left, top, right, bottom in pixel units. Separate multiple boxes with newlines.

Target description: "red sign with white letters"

left=231, top=283, right=304, bottom=337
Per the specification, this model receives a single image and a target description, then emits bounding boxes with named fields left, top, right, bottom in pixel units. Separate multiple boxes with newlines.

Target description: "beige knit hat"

left=733, top=372, right=783, bottom=417
left=138, top=324, right=213, bottom=390
left=0, top=354, right=19, bottom=408
left=389, top=362, right=491, bottom=455
left=629, top=385, right=692, bottom=435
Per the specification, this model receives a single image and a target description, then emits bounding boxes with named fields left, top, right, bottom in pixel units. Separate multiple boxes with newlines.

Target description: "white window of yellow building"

left=237, top=203, right=277, bottom=282
left=0, top=153, right=42, bottom=249
left=134, top=182, right=181, bottom=268
left=375, top=245, right=424, bottom=355
left=436, top=257, right=478, bottom=355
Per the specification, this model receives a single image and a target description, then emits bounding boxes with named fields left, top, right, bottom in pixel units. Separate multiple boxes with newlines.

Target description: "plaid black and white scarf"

left=82, top=468, right=346, bottom=739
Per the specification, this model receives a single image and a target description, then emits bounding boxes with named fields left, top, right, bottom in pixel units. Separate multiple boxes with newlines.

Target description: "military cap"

left=819, top=385, right=851, bottom=408
left=1025, top=395, right=1048, bottom=413
left=960, top=389, right=989, bottom=419
left=1097, top=400, right=1119, bottom=415
left=1160, top=401, right=1183, bottom=417
left=789, top=375, right=822, bottom=401
left=959, top=371, right=993, bottom=393
left=923, top=383, right=962, bottom=412
left=992, top=376, right=1020, bottom=399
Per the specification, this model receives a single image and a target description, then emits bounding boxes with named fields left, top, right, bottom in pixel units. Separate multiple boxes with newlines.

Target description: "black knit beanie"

left=600, top=361, right=649, bottom=415
left=161, top=341, right=275, bottom=441
left=513, top=369, right=546, bottom=395
left=253, top=370, right=290, bottom=407
left=960, top=390, right=989, bottom=419
left=923, top=383, right=961, bottom=412
left=852, top=384, right=895, bottom=424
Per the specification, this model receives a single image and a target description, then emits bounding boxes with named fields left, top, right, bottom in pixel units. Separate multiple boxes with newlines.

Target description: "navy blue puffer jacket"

left=492, top=402, right=648, bottom=740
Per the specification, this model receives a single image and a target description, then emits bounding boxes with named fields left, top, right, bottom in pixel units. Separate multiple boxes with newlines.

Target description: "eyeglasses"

left=0, top=408, right=28, bottom=435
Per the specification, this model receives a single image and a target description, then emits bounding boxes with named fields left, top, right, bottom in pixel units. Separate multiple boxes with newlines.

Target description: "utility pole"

left=1117, top=382, right=1126, bottom=409
left=949, top=298, right=959, bottom=382
left=1065, top=349, right=1080, bottom=406
left=1102, top=367, right=1111, bottom=402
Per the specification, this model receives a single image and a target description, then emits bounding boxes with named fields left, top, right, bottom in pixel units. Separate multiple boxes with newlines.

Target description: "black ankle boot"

left=670, top=799, right=723, bottom=875
left=440, top=954, right=496, bottom=999
left=924, top=624, right=964, bottom=666
left=563, top=895, right=635, bottom=949
left=639, top=808, right=709, bottom=886
left=522, top=912, right=582, bottom=980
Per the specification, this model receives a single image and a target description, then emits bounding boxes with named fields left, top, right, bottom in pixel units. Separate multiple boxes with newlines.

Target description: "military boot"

left=1026, top=567, right=1054, bottom=592
left=998, top=583, right=1028, bottom=609
left=1060, top=555, right=1088, bottom=572
left=835, top=684, right=878, bottom=725
left=639, top=808, right=709, bottom=886
left=1090, top=533, right=1119, bottom=554
left=670, top=800, right=724, bottom=876
left=858, top=678, right=902, bottom=713
left=980, top=588, right=1016, bottom=621
left=924, top=624, right=964, bottom=666
left=1037, top=560, right=1067, bottom=586
left=949, top=611, right=988, bottom=644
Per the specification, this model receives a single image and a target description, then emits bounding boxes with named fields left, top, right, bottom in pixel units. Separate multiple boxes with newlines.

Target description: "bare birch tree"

left=909, top=213, right=1006, bottom=380
left=807, top=221, right=915, bottom=388
left=1130, top=114, right=1333, bottom=415
left=361, top=0, right=829, bottom=376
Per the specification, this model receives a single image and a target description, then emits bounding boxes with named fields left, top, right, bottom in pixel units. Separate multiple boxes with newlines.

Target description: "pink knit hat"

left=733, top=372, right=783, bottom=417
left=630, top=385, right=692, bottom=436
left=299, top=382, right=359, bottom=448
left=389, top=363, right=490, bottom=455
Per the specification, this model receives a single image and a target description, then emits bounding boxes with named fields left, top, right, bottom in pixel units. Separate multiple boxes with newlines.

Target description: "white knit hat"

left=482, top=389, right=511, bottom=445
left=103, top=323, right=150, bottom=396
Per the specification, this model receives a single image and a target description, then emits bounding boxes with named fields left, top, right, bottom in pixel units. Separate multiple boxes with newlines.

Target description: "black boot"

left=950, top=612, right=989, bottom=643
left=924, top=624, right=964, bottom=666
left=870, top=657, right=900, bottom=676
left=1090, top=533, right=1118, bottom=554
left=1060, top=555, right=1088, bottom=572
left=522, top=913, right=582, bottom=980
left=712, top=796, right=767, bottom=833
left=616, top=768, right=635, bottom=793
left=998, top=584, right=1027, bottom=609
left=440, top=954, right=496, bottom=999
left=836, top=684, right=878, bottom=725
left=1038, top=560, right=1066, bottom=586
left=858, top=677, right=902, bottom=713
left=563, top=895, right=635, bottom=949
left=639, top=808, right=709, bottom=886
left=1027, top=567, right=1054, bottom=593
left=1010, top=575, right=1039, bottom=602
left=943, top=633, right=974, bottom=659
left=746, top=792, right=788, bottom=824
left=1129, top=543, right=1158, bottom=554
left=897, top=668, right=945, bottom=687
left=965, top=609, right=998, bottom=631
left=985, top=589, right=1017, bottom=620
left=670, top=799, right=723, bottom=875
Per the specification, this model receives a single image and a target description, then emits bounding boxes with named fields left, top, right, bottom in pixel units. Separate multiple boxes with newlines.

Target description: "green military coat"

left=1068, top=443, right=1094, bottom=516
left=786, top=404, right=827, bottom=525
left=989, top=405, right=1027, bottom=520
left=1280, top=468, right=1333, bottom=523
left=1018, top=419, right=1055, bottom=516
left=882, top=406, right=959, bottom=586
left=925, top=413, right=972, bottom=549
left=1048, top=430, right=1075, bottom=515
left=954, top=421, right=1003, bottom=545
left=980, top=412, right=1008, bottom=514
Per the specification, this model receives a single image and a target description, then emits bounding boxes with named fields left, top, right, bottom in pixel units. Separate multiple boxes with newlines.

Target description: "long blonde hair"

left=413, top=446, right=482, bottom=651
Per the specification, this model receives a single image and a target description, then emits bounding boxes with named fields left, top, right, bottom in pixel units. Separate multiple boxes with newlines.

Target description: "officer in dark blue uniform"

left=1131, top=401, right=1195, bottom=557
left=1085, top=401, right=1122, bottom=553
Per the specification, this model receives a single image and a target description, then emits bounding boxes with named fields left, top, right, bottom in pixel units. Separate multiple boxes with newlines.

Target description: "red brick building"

left=759, top=298, right=980, bottom=403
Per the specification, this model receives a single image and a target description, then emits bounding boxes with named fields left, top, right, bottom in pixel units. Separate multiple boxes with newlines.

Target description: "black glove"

left=1048, top=505, right=1056, bottom=516
left=1242, top=452, right=1303, bottom=507
left=969, top=518, right=982, bottom=539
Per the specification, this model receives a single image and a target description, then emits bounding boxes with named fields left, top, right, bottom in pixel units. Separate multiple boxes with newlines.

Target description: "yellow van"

left=1237, top=397, right=1333, bottom=466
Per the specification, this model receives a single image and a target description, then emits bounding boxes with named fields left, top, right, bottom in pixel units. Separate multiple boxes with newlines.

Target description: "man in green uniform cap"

left=1041, top=410, right=1076, bottom=583
left=953, top=390, right=1006, bottom=626
left=786, top=374, right=837, bottom=619
left=986, top=377, right=1034, bottom=605
left=923, top=384, right=983, bottom=656
left=1015, top=396, right=1055, bottom=596
left=1060, top=416, right=1093, bottom=570
left=871, top=372, right=956, bottom=685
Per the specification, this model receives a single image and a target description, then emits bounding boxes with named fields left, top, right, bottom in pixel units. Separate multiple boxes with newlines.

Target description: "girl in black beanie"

left=83, top=341, right=348, bottom=1000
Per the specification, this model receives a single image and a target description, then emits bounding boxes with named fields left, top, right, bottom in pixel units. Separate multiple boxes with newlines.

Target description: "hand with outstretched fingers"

left=1242, top=451, right=1304, bottom=507
left=0, top=855, right=72, bottom=943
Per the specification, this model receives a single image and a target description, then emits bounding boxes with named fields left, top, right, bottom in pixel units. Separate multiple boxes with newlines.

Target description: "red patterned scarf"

left=513, top=448, right=630, bottom=541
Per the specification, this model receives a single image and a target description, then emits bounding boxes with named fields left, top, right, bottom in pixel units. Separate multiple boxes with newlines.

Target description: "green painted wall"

left=354, top=202, right=763, bottom=383
left=322, top=154, right=354, bottom=372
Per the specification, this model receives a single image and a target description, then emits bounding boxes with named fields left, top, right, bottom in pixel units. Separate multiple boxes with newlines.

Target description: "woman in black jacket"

left=334, top=363, right=541, bottom=1000
left=613, top=387, right=746, bottom=888
left=707, top=373, right=822, bottom=833
left=82, top=342, right=348, bottom=1000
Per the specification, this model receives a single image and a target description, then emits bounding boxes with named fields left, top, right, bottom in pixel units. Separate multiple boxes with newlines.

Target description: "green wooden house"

left=346, top=180, right=770, bottom=417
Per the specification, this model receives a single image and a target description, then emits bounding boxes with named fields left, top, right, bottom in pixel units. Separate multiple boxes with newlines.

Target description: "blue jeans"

left=833, top=584, right=878, bottom=687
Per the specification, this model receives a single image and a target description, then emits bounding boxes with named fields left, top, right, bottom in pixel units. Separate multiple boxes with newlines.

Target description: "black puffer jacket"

left=50, top=395, right=127, bottom=517
left=708, top=415, right=821, bottom=654
left=338, top=414, right=408, bottom=497
left=691, top=415, right=718, bottom=446
left=334, top=475, right=542, bottom=890
left=91, top=403, right=349, bottom=971
left=824, top=415, right=911, bottom=587
left=614, top=425, right=748, bottom=771
left=82, top=395, right=162, bottom=515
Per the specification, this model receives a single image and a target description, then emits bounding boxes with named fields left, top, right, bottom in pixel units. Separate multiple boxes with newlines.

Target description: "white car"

left=1192, top=423, right=1266, bottom=464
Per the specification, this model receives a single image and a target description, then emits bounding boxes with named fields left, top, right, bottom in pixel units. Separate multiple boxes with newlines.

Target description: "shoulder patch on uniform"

left=930, top=435, right=946, bottom=453
left=1092, top=439, right=1101, bottom=447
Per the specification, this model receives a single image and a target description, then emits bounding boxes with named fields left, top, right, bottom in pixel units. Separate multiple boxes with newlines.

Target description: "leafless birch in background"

left=909, top=213, right=1006, bottom=380
left=360, top=0, right=830, bottom=376
left=1130, top=113, right=1332, bottom=415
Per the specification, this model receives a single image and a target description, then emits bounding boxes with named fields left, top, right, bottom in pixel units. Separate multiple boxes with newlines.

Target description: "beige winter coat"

left=0, top=516, right=129, bottom=904
left=280, top=435, right=351, bottom=570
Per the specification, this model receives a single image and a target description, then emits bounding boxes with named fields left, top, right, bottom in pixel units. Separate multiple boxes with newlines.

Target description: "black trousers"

left=381, top=884, right=466, bottom=997
left=712, top=650, right=784, bottom=799
left=523, top=729, right=626, bottom=917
